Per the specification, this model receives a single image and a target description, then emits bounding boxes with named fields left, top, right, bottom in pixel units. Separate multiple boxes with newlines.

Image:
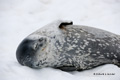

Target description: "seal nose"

left=16, top=39, right=35, bottom=65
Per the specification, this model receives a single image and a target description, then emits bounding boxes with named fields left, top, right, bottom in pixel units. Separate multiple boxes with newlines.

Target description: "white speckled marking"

left=20, top=20, right=120, bottom=70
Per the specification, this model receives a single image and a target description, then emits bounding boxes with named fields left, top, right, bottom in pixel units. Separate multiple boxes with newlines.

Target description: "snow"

left=0, top=0, right=120, bottom=80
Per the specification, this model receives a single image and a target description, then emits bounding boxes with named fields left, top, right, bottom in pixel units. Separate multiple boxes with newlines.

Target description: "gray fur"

left=16, top=20, right=120, bottom=71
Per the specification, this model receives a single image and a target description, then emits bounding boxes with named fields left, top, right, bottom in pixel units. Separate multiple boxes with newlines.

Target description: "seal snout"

left=16, top=39, right=40, bottom=64
left=16, top=36, right=48, bottom=68
left=16, top=39, right=35, bottom=65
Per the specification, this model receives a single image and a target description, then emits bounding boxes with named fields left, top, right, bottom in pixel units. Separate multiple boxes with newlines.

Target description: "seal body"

left=16, top=20, right=120, bottom=71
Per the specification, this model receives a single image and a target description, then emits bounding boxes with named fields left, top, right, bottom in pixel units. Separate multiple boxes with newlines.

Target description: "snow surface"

left=0, top=0, right=120, bottom=80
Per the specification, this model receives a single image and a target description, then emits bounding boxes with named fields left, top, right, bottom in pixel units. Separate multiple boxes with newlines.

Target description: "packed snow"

left=0, top=0, right=120, bottom=80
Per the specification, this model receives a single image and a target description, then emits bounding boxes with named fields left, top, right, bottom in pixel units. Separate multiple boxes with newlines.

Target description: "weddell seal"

left=16, top=20, right=120, bottom=71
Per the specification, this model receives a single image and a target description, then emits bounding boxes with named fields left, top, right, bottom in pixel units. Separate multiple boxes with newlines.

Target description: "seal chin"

left=16, top=37, right=47, bottom=68
left=23, top=61, right=41, bottom=69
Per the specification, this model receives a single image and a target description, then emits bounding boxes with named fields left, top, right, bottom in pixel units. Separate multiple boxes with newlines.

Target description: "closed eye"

left=39, top=38, right=43, bottom=42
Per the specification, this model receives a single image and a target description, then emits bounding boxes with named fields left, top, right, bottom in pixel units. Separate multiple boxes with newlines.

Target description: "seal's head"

left=16, top=20, right=74, bottom=69
left=16, top=35, right=49, bottom=68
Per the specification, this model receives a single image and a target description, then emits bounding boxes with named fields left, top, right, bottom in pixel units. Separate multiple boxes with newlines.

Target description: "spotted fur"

left=16, top=20, right=120, bottom=71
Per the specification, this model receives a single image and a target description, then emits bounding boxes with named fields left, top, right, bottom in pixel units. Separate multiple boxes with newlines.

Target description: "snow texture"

left=0, top=0, right=120, bottom=80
